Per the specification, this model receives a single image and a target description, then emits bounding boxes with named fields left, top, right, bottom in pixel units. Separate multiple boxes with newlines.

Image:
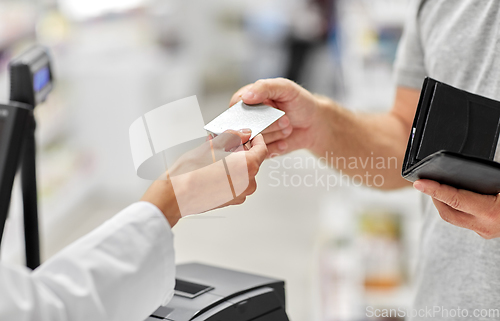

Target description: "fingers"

left=431, top=199, right=497, bottom=239
left=228, top=129, right=251, bottom=145
left=414, top=179, right=500, bottom=239
left=266, top=129, right=312, bottom=157
left=432, top=198, right=477, bottom=230
left=239, top=78, right=301, bottom=105
left=211, top=129, right=251, bottom=151
left=414, top=180, right=499, bottom=217
left=261, top=115, right=290, bottom=134
left=262, top=125, right=293, bottom=144
left=267, top=141, right=288, bottom=158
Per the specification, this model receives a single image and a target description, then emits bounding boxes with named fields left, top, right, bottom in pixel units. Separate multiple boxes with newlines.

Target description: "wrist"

left=308, top=95, right=338, bottom=154
left=141, top=177, right=181, bottom=228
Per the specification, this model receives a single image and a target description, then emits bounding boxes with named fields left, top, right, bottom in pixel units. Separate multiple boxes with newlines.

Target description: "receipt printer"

left=146, top=263, right=290, bottom=321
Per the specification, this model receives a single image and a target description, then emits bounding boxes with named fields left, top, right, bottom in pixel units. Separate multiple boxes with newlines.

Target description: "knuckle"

left=478, top=228, right=493, bottom=239
left=282, top=126, right=293, bottom=137
left=483, top=211, right=497, bottom=224
left=262, top=143, right=269, bottom=155
left=247, top=180, right=257, bottom=195
left=277, top=77, right=293, bottom=85
left=448, top=195, right=461, bottom=209
left=254, top=79, right=267, bottom=87
left=430, top=189, right=440, bottom=199
left=474, top=224, right=490, bottom=238
left=485, top=199, right=500, bottom=221
left=230, top=197, right=242, bottom=205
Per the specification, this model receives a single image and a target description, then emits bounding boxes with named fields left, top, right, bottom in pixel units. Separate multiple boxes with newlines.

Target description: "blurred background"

left=0, top=0, right=421, bottom=320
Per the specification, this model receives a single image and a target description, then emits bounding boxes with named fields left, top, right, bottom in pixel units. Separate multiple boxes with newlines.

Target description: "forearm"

left=0, top=203, right=175, bottom=321
left=309, top=95, right=412, bottom=189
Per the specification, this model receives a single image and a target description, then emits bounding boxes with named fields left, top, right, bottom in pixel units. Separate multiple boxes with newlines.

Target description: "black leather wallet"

left=402, top=77, right=500, bottom=195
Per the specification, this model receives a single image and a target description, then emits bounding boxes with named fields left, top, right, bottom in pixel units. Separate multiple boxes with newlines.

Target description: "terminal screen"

left=33, top=66, right=51, bottom=92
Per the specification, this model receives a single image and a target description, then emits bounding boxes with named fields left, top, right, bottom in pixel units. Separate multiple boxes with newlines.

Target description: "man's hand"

left=230, top=78, right=321, bottom=157
left=231, top=80, right=419, bottom=189
left=141, top=130, right=268, bottom=227
left=414, top=179, right=500, bottom=239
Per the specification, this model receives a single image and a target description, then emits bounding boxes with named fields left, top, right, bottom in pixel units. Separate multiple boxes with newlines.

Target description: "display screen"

left=33, top=66, right=51, bottom=92
left=174, top=279, right=213, bottom=298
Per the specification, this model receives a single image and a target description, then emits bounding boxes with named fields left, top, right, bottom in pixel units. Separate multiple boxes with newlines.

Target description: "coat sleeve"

left=0, top=201, right=175, bottom=321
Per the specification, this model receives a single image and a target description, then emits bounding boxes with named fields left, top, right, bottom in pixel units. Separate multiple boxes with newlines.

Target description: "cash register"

left=146, top=263, right=290, bottom=321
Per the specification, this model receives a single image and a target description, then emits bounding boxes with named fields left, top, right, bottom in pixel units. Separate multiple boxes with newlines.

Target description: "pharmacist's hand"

left=230, top=78, right=320, bottom=157
left=141, top=130, right=267, bottom=227
left=414, top=179, right=500, bottom=239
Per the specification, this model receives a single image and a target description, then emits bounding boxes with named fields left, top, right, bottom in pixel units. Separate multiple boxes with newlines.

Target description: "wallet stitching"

left=457, top=99, right=471, bottom=154
left=415, top=83, right=439, bottom=159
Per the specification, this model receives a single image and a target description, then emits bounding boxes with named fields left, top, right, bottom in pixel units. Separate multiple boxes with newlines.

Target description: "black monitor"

left=10, top=46, right=54, bottom=108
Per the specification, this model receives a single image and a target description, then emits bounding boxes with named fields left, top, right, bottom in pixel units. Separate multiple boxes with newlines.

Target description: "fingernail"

left=414, top=181, right=424, bottom=192
left=242, top=91, right=255, bottom=100
left=239, top=128, right=252, bottom=134
left=282, top=126, right=292, bottom=135
left=278, top=117, right=289, bottom=128
left=278, top=141, right=287, bottom=151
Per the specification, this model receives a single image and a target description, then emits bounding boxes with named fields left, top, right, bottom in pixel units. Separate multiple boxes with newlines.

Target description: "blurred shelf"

left=0, top=147, right=96, bottom=265
left=35, top=92, right=69, bottom=148
left=40, top=165, right=97, bottom=232
left=364, top=286, right=412, bottom=309
left=0, top=3, right=37, bottom=52
left=358, top=0, right=409, bottom=27
left=337, top=0, right=407, bottom=112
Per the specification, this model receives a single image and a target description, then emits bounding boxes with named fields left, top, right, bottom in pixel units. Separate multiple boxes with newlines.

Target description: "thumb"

left=241, top=78, right=302, bottom=105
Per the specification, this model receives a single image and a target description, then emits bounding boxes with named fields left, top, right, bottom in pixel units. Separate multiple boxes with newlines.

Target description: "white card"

left=204, top=101, right=285, bottom=140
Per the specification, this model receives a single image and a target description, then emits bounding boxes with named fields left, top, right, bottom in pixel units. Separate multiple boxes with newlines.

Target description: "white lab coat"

left=0, top=202, right=175, bottom=321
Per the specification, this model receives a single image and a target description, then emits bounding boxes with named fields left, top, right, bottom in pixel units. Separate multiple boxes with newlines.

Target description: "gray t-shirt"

left=395, top=1, right=500, bottom=320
